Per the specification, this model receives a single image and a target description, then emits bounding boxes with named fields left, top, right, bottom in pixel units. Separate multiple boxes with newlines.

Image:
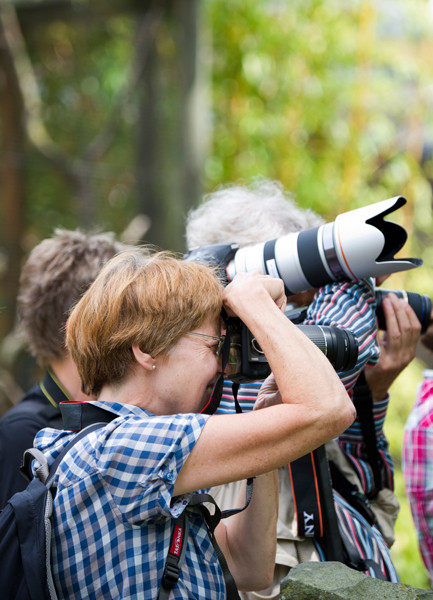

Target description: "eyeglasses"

left=186, top=331, right=226, bottom=357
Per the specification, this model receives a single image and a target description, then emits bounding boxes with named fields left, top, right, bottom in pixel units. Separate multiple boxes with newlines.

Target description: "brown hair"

left=18, top=229, right=129, bottom=366
left=66, top=250, right=224, bottom=396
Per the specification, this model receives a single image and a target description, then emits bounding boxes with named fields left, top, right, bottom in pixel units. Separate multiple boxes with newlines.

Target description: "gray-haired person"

left=185, top=177, right=420, bottom=596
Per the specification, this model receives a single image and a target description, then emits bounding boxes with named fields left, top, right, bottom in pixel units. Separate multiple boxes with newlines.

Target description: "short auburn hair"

left=66, top=249, right=224, bottom=396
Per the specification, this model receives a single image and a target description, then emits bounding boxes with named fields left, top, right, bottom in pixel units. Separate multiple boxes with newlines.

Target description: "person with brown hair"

left=0, top=229, right=129, bottom=508
left=33, top=249, right=354, bottom=599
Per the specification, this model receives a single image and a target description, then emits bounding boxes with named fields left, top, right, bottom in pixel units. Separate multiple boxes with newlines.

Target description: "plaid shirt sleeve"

left=403, top=376, right=433, bottom=582
left=56, top=411, right=210, bottom=522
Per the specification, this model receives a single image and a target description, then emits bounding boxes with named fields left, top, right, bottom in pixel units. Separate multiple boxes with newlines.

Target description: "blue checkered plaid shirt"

left=34, top=401, right=226, bottom=599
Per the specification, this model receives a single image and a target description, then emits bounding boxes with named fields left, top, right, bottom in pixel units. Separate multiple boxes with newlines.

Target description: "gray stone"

left=280, top=562, right=433, bottom=600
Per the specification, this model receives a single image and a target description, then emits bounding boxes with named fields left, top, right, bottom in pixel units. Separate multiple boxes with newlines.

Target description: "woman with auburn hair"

left=33, top=249, right=354, bottom=599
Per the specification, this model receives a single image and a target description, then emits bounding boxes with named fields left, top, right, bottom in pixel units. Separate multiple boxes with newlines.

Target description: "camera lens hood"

left=329, top=196, right=422, bottom=281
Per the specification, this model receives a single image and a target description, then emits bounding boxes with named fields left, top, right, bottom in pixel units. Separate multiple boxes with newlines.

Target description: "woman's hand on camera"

left=223, top=271, right=286, bottom=317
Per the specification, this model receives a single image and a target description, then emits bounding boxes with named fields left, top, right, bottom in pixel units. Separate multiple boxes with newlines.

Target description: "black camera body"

left=225, top=286, right=431, bottom=383
left=227, top=312, right=359, bottom=384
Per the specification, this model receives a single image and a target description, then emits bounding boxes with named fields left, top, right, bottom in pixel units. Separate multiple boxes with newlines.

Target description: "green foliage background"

left=21, top=14, right=137, bottom=238
left=203, top=0, right=433, bottom=589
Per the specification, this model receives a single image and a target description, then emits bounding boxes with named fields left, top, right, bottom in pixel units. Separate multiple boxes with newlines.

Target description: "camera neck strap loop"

left=351, top=371, right=383, bottom=495
left=289, top=445, right=346, bottom=563
left=201, top=310, right=239, bottom=415
left=231, top=381, right=242, bottom=413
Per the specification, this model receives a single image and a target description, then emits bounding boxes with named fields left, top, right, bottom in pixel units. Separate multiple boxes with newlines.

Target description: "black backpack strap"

left=351, top=371, right=383, bottom=494
left=158, top=511, right=190, bottom=600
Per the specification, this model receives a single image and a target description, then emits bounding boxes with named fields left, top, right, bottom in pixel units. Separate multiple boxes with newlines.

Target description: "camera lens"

left=295, top=325, right=359, bottom=372
left=225, top=197, right=422, bottom=295
left=375, top=289, right=432, bottom=333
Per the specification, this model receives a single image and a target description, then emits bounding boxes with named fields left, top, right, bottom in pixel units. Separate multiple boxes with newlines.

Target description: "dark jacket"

left=0, top=371, right=66, bottom=509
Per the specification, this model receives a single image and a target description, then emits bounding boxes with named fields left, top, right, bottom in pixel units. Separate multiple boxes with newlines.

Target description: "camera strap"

left=289, top=440, right=381, bottom=564
left=288, top=452, right=323, bottom=539
left=159, top=481, right=254, bottom=600
left=201, top=312, right=243, bottom=415
left=351, top=371, right=384, bottom=495
left=289, top=445, right=346, bottom=562
left=60, top=400, right=117, bottom=430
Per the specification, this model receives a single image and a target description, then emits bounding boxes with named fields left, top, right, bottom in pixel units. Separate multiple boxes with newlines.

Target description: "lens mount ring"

left=251, top=338, right=265, bottom=355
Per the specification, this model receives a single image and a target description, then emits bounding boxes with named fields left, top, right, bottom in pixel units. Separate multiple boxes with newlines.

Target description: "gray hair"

left=185, top=178, right=325, bottom=249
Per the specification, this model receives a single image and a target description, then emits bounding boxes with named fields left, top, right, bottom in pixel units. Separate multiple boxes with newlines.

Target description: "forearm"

left=225, top=282, right=350, bottom=419
left=215, top=470, right=278, bottom=591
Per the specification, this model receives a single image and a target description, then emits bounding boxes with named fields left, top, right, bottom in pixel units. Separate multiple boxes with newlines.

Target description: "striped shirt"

left=34, top=401, right=226, bottom=600
left=402, top=372, right=433, bottom=583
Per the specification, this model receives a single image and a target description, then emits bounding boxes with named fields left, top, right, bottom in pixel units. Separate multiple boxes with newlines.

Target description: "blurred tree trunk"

left=0, top=0, right=207, bottom=351
left=136, top=0, right=208, bottom=252
left=0, top=3, right=26, bottom=342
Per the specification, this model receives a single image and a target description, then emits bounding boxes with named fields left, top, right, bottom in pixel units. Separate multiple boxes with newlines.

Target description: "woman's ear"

left=132, top=345, right=155, bottom=371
